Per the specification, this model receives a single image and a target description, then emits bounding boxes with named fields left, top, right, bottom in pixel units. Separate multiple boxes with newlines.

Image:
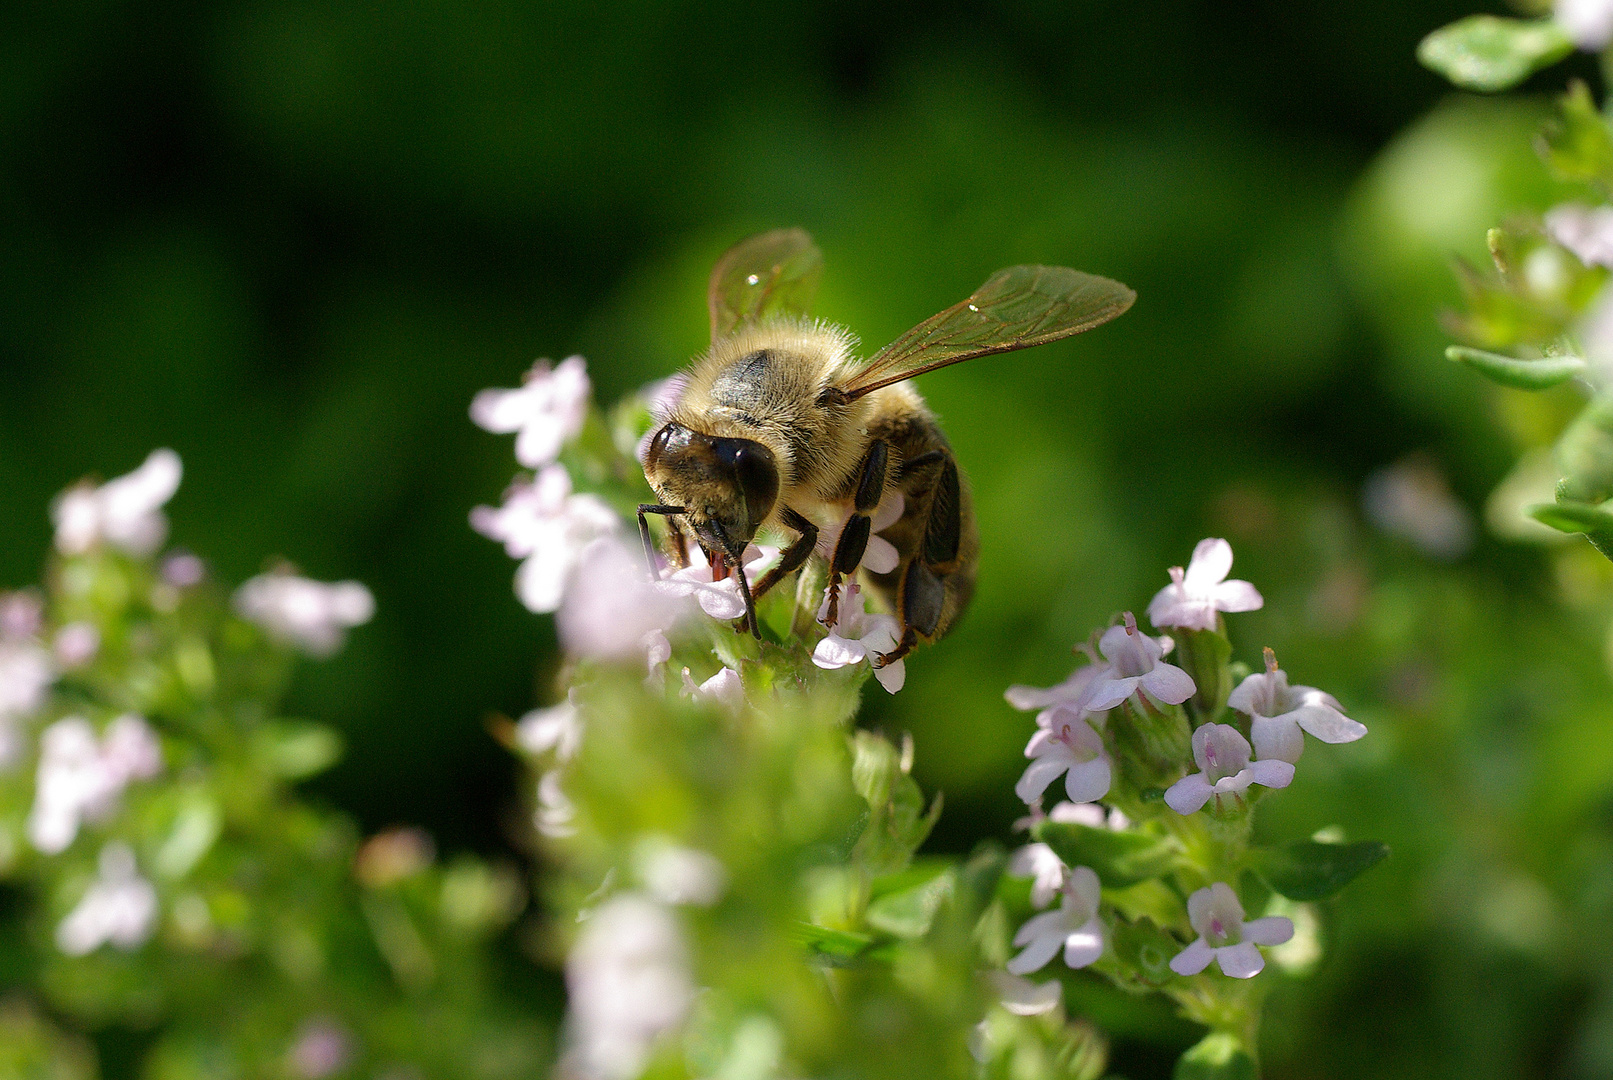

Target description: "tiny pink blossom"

left=56, top=843, right=158, bottom=955
left=53, top=623, right=100, bottom=668
left=470, top=356, right=592, bottom=468
left=1015, top=706, right=1112, bottom=806
left=1006, top=866, right=1105, bottom=975
left=656, top=544, right=779, bottom=621
left=28, top=715, right=162, bottom=854
left=1229, top=649, right=1366, bottom=764
left=517, top=691, right=582, bottom=763
left=1084, top=614, right=1196, bottom=711
left=1147, top=538, right=1263, bottom=633
left=557, top=537, right=690, bottom=661
left=679, top=666, right=747, bottom=712
left=1164, top=723, right=1293, bottom=816
left=471, top=464, right=619, bottom=615
left=1007, top=842, right=1067, bottom=909
left=1169, top=882, right=1293, bottom=979
left=233, top=572, right=374, bottom=657
left=810, top=583, right=905, bottom=693
left=52, top=448, right=182, bottom=558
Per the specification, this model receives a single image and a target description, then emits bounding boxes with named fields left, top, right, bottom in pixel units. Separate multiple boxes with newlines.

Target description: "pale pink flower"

left=29, top=715, right=162, bottom=854
left=1169, top=882, right=1293, bottom=979
left=517, top=691, right=582, bottom=763
left=813, top=491, right=905, bottom=575
left=0, top=635, right=53, bottom=769
left=1147, top=538, right=1263, bottom=633
left=53, top=623, right=100, bottom=668
left=536, top=770, right=576, bottom=839
left=1084, top=614, right=1196, bottom=711
left=1004, top=649, right=1110, bottom=715
left=1229, top=650, right=1366, bottom=764
left=557, top=537, right=690, bottom=661
left=635, top=837, right=726, bottom=907
left=288, top=1018, right=352, bottom=1079
left=471, top=464, right=619, bottom=614
left=234, top=572, right=374, bottom=658
left=1164, top=723, right=1293, bottom=816
left=1015, top=706, right=1111, bottom=806
left=1007, top=842, right=1067, bottom=908
left=679, top=666, right=747, bottom=712
left=656, top=544, right=778, bottom=621
left=1006, top=866, right=1105, bottom=975
left=810, top=583, right=904, bottom=693
left=56, top=843, right=158, bottom=955
left=470, top=356, right=591, bottom=468
left=52, top=448, right=182, bottom=557
left=1557, top=0, right=1613, bottom=52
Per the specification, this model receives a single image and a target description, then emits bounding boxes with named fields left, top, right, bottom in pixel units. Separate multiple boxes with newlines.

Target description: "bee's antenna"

left=636, top=504, right=685, bottom=580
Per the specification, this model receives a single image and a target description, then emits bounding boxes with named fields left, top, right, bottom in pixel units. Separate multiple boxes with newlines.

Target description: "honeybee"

left=640, top=229, right=1134, bottom=667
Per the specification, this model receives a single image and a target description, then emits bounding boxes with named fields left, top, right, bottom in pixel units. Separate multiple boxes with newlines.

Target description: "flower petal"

left=1164, top=773, right=1214, bottom=815
left=1015, top=756, right=1071, bottom=805
left=1250, top=714, right=1304, bottom=764
left=1066, top=866, right=1102, bottom=919
left=1293, top=704, right=1367, bottom=744
left=1006, top=929, right=1063, bottom=976
left=812, top=634, right=867, bottom=669
left=1212, top=579, right=1263, bottom=613
left=1012, top=908, right=1068, bottom=948
left=1243, top=916, right=1295, bottom=946
left=1184, top=538, right=1233, bottom=589
left=1245, top=759, right=1295, bottom=790
left=872, top=658, right=906, bottom=694
left=1062, top=920, right=1105, bottom=969
left=1063, top=756, right=1112, bottom=804
left=1169, top=938, right=1214, bottom=976
left=1083, top=676, right=1138, bottom=713
left=1140, top=662, right=1196, bottom=706
left=1214, top=941, right=1265, bottom=979
left=862, top=536, right=900, bottom=574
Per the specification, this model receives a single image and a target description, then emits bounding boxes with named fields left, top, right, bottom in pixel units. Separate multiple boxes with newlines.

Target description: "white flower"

left=1362, top=454, right=1474, bottom=561
left=1169, top=882, right=1293, bottom=979
left=813, top=491, right=905, bottom=575
left=52, top=623, right=100, bottom=668
left=1049, top=801, right=1129, bottom=830
left=1006, top=865, right=1105, bottom=975
left=471, top=464, right=620, bottom=614
left=470, top=356, right=592, bottom=468
left=29, top=715, right=162, bottom=854
left=1015, top=706, right=1111, bottom=806
left=656, top=543, right=778, bottom=621
left=0, top=592, right=43, bottom=638
left=233, top=572, right=374, bottom=658
left=516, top=692, right=582, bottom=763
left=1004, top=650, right=1110, bottom=714
left=0, top=636, right=54, bottom=770
left=1547, top=202, right=1613, bottom=268
left=536, top=770, right=576, bottom=838
left=987, top=971, right=1063, bottom=1016
left=1084, top=614, right=1196, bottom=711
left=1007, top=843, right=1067, bottom=909
left=643, top=628, right=672, bottom=687
left=1229, top=649, right=1366, bottom=764
left=1164, top=723, right=1293, bottom=816
left=56, top=842, right=158, bottom=955
left=679, top=666, right=747, bottom=712
left=635, top=837, right=726, bottom=906
left=287, top=1018, right=352, bottom=1079
left=1556, top=0, right=1613, bottom=51
left=1147, top=538, right=1263, bottom=632
left=810, top=583, right=905, bottom=693
left=557, top=537, right=690, bottom=661
left=52, top=448, right=182, bottom=557
left=563, top=893, right=694, bottom=1080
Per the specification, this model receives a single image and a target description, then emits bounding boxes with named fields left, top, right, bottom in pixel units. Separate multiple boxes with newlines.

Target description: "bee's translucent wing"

left=834, top=265, right=1135, bottom=400
left=707, top=228, right=824, bottom=341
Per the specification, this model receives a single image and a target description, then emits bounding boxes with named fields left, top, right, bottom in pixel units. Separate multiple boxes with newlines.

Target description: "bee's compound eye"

left=711, top=437, right=779, bottom=532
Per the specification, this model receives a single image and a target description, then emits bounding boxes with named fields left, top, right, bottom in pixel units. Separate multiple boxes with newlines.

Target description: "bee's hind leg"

left=824, top=439, right=889, bottom=626
left=872, top=628, right=917, bottom=669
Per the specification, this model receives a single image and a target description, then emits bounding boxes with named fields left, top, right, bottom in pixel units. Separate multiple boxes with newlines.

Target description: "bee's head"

left=643, top=421, right=779, bottom=555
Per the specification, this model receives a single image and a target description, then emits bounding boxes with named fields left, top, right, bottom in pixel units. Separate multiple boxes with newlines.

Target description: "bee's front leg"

left=824, top=440, right=889, bottom=628
left=749, top=507, right=818, bottom=602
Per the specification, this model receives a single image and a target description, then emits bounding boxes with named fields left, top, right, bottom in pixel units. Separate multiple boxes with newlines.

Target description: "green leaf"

left=1248, top=839, right=1388, bottom=901
left=1107, top=916, right=1181, bottom=989
left=1033, top=821, right=1181, bottom=888
left=865, top=869, right=955, bottom=939
left=1556, top=395, right=1613, bottom=504
left=793, top=923, right=876, bottom=965
left=1541, top=80, right=1613, bottom=189
left=254, top=721, right=344, bottom=780
left=1528, top=500, right=1613, bottom=560
left=1417, top=16, right=1573, bottom=92
left=1174, top=1032, right=1258, bottom=1080
left=1447, top=346, right=1587, bottom=389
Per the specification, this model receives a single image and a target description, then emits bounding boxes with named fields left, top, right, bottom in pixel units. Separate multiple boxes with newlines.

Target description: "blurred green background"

left=5, top=1, right=1613, bottom=1076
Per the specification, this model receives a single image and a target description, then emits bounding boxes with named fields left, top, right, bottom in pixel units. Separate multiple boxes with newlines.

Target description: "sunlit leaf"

left=1446, top=345, right=1586, bottom=389
left=1417, top=16, right=1572, bottom=92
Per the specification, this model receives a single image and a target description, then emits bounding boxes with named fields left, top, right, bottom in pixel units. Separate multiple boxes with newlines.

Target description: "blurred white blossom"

left=557, top=537, right=689, bottom=661
left=234, top=572, right=374, bottom=657
left=642, top=628, right=671, bottom=689
left=1169, top=882, right=1293, bottom=979
left=471, top=464, right=619, bottom=614
left=471, top=356, right=592, bottom=468
left=1556, top=0, right=1613, bottom=51
left=0, top=630, right=53, bottom=770
left=987, top=971, right=1063, bottom=1016
left=1546, top=201, right=1613, bottom=268
left=56, top=842, right=158, bottom=955
left=52, top=448, right=182, bottom=557
left=52, top=623, right=100, bottom=669
left=810, top=583, right=905, bottom=693
left=1015, top=706, right=1112, bottom=806
left=1146, top=537, right=1263, bottom=632
left=635, top=837, right=726, bottom=906
left=517, top=692, right=582, bottom=763
left=1164, top=723, right=1293, bottom=816
left=1006, top=866, right=1105, bottom=975
left=29, top=715, right=161, bottom=854
left=287, top=1018, right=353, bottom=1080
left=1229, top=649, right=1366, bottom=764
left=536, top=770, right=576, bottom=839
left=679, top=666, right=746, bottom=712
left=1006, top=842, right=1067, bottom=909
left=1362, top=454, right=1474, bottom=560
left=1084, top=614, right=1195, bottom=711
left=563, top=893, right=694, bottom=1080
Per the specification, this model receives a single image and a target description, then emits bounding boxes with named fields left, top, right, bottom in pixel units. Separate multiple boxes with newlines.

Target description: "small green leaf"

left=1248, top=839, right=1388, bottom=901
left=793, top=923, right=876, bottom=965
left=1033, top=821, right=1181, bottom=888
left=1174, top=1032, right=1258, bottom=1080
left=1528, top=500, right=1613, bottom=560
left=1556, top=395, right=1613, bottom=504
left=255, top=721, right=344, bottom=780
left=1107, top=916, right=1180, bottom=989
left=865, top=869, right=954, bottom=939
left=1447, top=346, right=1586, bottom=389
left=1417, top=16, right=1573, bottom=92
left=1541, top=80, right=1613, bottom=189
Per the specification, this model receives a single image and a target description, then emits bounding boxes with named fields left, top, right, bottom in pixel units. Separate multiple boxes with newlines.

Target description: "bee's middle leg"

left=824, top=439, right=889, bottom=627
left=749, top=507, right=818, bottom=601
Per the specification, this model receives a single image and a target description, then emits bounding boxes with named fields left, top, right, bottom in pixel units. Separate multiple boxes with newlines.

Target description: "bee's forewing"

left=707, top=228, right=824, bottom=340
left=835, top=265, right=1135, bottom=400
